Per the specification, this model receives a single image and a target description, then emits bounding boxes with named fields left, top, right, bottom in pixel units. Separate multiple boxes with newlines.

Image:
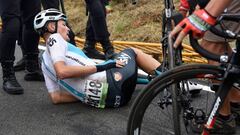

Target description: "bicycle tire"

left=127, top=64, right=224, bottom=135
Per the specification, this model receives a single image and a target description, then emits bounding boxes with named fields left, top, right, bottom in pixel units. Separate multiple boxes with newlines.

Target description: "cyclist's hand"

left=96, top=60, right=125, bottom=72
left=96, top=60, right=116, bottom=72
left=170, top=9, right=216, bottom=48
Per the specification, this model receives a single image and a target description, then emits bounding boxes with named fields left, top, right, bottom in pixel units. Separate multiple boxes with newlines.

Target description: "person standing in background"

left=0, top=0, right=43, bottom=95
left=83, top=0, right=116, bottom=60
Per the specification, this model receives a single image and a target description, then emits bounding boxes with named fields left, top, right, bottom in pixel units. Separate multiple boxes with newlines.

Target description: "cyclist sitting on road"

left=171, top=0, right=240, bottom=134
left=34, top=9, right=163, bottom=108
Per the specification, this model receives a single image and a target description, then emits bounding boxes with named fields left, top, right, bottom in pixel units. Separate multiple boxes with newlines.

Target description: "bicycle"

left=127, top=6, right=240, bottom=135
left=131, top=0, right=202, bottom=134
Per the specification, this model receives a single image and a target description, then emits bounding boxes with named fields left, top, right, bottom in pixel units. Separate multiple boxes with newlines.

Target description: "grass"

left=65, top=0, right=166, bottom=43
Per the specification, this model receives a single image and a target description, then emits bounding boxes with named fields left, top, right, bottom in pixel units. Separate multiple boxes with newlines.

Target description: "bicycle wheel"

left=127, top=64, right=224, bottom=135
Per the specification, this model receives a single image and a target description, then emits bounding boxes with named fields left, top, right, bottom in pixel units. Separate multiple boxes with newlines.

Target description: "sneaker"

left=207, top=115, right=236, bottom=134
left=182, top=81, right=204, bottom=95
left=231, top=104, right=240, bottom=126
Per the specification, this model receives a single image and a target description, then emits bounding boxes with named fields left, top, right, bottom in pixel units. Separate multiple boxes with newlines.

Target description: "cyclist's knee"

left=49, top=92, right=61, bottom=104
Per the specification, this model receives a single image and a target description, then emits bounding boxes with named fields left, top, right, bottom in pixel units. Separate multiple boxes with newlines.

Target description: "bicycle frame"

left=201, top=39, right=240, bottom=134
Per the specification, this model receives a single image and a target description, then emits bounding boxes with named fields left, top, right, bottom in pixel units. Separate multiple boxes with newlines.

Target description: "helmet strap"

left=53, top=21, right=58, bottom=33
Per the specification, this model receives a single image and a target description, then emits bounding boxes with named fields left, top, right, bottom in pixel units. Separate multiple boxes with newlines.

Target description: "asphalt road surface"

left=0, top=46, right=239, bottom=135
left=0, top=46, right=143, bottom=135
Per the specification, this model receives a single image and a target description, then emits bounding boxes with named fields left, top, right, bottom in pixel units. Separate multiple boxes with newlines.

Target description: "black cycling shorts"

left=105, top=48, right=138, bottom=108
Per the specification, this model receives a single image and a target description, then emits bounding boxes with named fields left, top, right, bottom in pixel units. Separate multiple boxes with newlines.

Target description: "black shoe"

left=3, top=75, right=24, bottom=95
left=24, top=53, right=44, bottom=81
left=24, top=71, right=44, bottom=81
left=100, top=40, right=117, bottom=60
left=2, top=61, right=24, bottom=94
left=14, top=57, right=25, bottom=71
left=105, top=49, right=117, bottom=60
left=82, top=48, right=105, bottom=60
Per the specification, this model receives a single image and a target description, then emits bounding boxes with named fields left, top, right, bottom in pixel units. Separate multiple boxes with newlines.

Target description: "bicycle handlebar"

left=189, top=13, right=240, bottom=62
left=209, top=14, right=240, bottom=39
left=189, top=33, right=221, bottom=62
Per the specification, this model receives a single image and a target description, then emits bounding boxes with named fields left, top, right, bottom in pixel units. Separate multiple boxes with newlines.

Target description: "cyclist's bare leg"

left=130, top=47, right=161, bottom=74
left=220, top=89, right=240, bottom=115
left=229, top=88, right=240, bottom=103
left=201, top=39, right=240, bottom=115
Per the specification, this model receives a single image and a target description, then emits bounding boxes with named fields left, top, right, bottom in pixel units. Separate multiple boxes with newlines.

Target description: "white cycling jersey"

left=42, top=33, right=108, bottom=108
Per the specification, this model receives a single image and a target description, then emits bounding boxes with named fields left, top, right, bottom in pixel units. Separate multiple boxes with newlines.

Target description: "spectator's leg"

left=0, top=0, right=24, bottom=94
left=21, top=0, right=44, bottom=81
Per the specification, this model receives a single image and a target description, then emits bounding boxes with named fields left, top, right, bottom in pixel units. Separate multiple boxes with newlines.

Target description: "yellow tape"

left=0, top=22, right=206, bottom=63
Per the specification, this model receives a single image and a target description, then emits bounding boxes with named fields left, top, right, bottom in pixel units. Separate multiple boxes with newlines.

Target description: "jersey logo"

left=117, top=52, right=131, bottom=65
left=48, top=37, right=57, bottom=47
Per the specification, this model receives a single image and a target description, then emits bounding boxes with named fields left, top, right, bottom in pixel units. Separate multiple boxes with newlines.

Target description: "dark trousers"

left=41, top=0, right=59, bottom=9
left=85, top=0, right=110, bottom=42
left=0, top=0, right=41, bottom=62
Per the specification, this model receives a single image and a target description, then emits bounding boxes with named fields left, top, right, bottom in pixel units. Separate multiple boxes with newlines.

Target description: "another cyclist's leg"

left=228, top=89, right=240, bottom=126
left=191, top=34, right=237, bottom=134
left=208, top=88, right=240, bottom=134
left=130, top=47, right=161, bottom=75
left=200, top=39, right=232, bottom=66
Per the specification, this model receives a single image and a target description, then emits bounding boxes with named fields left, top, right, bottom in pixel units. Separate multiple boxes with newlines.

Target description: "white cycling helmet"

left=34, top=8, right=67, bottom=35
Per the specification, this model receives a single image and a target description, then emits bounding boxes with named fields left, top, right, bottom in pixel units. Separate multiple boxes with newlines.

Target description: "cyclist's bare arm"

left=205, top=0, right=232, bottom=17
left=170, top=0, right=233, bottom=47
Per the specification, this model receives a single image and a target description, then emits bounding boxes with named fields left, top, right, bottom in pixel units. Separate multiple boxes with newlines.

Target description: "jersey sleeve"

left=179, top=0, right=190, bottom=11
left=47, top=33, right=67, bottom=64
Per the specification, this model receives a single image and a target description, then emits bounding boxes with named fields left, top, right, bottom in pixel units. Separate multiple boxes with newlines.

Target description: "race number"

left=84, top=80, right=108, bottom=108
